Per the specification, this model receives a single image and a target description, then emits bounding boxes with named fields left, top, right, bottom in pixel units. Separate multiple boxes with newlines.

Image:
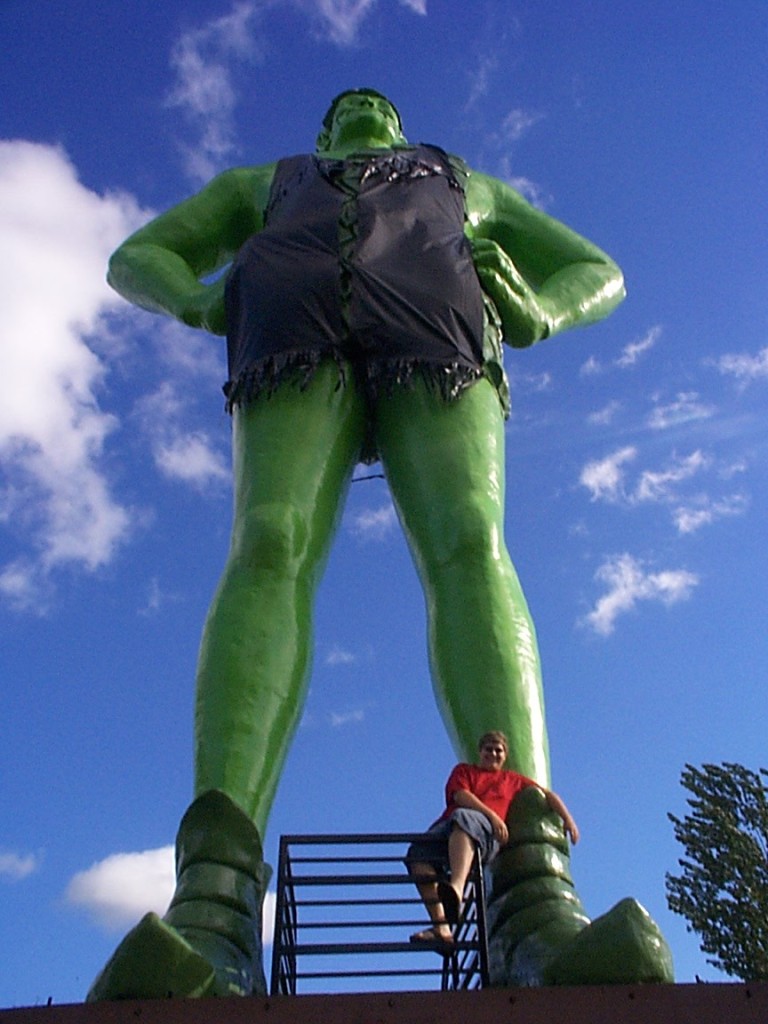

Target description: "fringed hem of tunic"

left=223, top=353, right=490, bottom=464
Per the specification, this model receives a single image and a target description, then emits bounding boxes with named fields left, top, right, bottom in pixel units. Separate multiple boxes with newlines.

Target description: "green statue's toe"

left=86, top=913, right=218, bottom=1001
left=543, top=897, right=675, bottom=985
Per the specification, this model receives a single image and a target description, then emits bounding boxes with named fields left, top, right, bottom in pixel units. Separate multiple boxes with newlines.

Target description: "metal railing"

left=270, top=832, right=489, bottom=995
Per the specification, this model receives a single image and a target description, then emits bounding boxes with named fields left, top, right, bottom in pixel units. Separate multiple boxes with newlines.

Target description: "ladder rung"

left=289, top=940, right=478, bottom=955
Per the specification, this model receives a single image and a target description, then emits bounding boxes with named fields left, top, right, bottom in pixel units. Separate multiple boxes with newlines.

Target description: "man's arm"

left=107, top=163, right=276, bottom=335
left=465, top=171, right=626, bottom=347
left=542, top=788, right=580, bottom=844
left=453, top=785, right=579, bottom=846
left=452, top=789, right=510, bottom=844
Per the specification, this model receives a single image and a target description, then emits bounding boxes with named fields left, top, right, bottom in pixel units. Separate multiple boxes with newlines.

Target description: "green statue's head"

left=316, top=88, right=407, bottom=153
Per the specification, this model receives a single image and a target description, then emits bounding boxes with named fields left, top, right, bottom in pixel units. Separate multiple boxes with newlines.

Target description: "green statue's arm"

left=107, top=164, right=276, bottom=335
left=464, top=171, right=626, bottom=347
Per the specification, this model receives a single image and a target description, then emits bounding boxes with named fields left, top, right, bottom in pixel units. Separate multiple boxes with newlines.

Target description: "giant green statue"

left=87, top=89, right=672, bottom=999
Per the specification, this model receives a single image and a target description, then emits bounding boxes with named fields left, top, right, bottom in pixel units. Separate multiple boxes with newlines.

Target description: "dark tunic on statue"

left=223, top=144, right=488, bottom=414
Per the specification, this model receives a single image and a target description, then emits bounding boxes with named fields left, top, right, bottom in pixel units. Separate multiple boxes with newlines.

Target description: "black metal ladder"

left=270, top=832, right=490, bottom=995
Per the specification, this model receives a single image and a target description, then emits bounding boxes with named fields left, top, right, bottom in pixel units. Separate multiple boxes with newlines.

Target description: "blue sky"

left=1, top=0, right=766, bottom=1006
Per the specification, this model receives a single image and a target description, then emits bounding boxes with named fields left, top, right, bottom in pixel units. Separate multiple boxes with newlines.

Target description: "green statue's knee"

left=430, top=496, right=505, bottom=570
left=230, top=502, right=309, bottom=574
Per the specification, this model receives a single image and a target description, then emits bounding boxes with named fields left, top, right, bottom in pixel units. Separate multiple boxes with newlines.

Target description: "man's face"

left=325, top=92, right=404, bottom=151
left=479, top=741, right=507, bottom=772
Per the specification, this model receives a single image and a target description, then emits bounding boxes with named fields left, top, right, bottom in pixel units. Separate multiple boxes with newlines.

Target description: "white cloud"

left=0, top=561, right=51, bottom=615
left=512, top=369, right=552, bottom=393
left=583, top=553, right=699, bottom=636
left=0, top=141, right=148, bottom=610
left=464, top=55, right=498, bottom=111
left=154, top=433, right=230, bottom=486
left=65, top=846, right=175, bottom=931
left=634, top=450, right=709, bottom=503
left=350, top=502, right=397, bottom=540
left=135, top=383, right=230, bottom=489
left=309, top=0, right=378, bottom=44
left=165, top=0, right=430, bottom=176
left=647, top=391, right=715, bottom=430
left=616, top=325, right=660, bottom=368
left=716, top=345, right=768, bottom=384
left=672, top=494, right=748, bottom=535
left=329, top=708, right=365, bottom=727
left=138, top=575, right=184, bottom=616
left=581, top=325, right=660, bottom=377
left=154, top=318, right=227, bottom=381
left=66, top=846, right=276, bottom=945
left=587, top=400, right=621, bottom=426
left=139, top=576, right=164, bottom=615
left=503, top=170, right=551, bottom=209
left=720, top=458, right=748, bottom=480
left=0, top=851, right=39, bottom=881
left=579, top=446, right=746, bottom=538
left=500, top=108, right=543, bottom=143
left=166, top=2, right=266, bottom=182
left=326, top=644, right=356, bottom=666
left=580, top=355, right=603, bottom=376
left=579, top=446, right=637, bottom=502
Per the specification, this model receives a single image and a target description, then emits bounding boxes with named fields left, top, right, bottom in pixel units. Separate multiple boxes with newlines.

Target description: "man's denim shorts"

left=405, top=808, right=500, bottom=873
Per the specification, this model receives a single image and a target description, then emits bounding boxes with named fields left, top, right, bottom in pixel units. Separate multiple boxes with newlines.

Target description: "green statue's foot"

left=542, top=897, right=674, bottom=985
left=87, top=913, right=221, bottom=1000
left=86, top=791, right=269, bottom=1001
left=487, top=787, right=674, bottom=986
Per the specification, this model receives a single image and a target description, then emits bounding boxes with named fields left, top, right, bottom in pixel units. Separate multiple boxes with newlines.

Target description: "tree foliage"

left=666, top=762, right=768, bottom=981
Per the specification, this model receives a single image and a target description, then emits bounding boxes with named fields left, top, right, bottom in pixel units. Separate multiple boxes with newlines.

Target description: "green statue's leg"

left=375, top=376, right=549, bottom=783
left=88, top=362, right=366, bottom=1001
left=194, top=360, right=366, bottom=833
left=376, top=377, right=673, bottom=986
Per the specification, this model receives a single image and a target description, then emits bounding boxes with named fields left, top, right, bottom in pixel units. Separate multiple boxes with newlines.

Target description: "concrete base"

left=3, top=984, right=768, bottom=1024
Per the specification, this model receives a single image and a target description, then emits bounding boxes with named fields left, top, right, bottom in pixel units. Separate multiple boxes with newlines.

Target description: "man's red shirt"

left=439, top=763, right=535, bottom=821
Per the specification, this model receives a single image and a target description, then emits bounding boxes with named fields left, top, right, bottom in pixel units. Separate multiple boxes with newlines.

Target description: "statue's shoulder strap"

left=413, top=142, right=471, bottom=194
left=445, top=152, right=472, bottom=193
left=263, top=153, right=314, bottom=223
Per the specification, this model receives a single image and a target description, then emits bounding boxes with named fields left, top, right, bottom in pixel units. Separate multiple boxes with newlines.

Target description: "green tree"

left=666, top=762, right=768, bottom=980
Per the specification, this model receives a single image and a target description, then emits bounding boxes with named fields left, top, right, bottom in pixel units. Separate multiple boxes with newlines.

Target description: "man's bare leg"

left=446, top=826, right=475, bottom=906
left=409, top=827, right=475, bottom=941
left=408, top=862, right=453, bottom=943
